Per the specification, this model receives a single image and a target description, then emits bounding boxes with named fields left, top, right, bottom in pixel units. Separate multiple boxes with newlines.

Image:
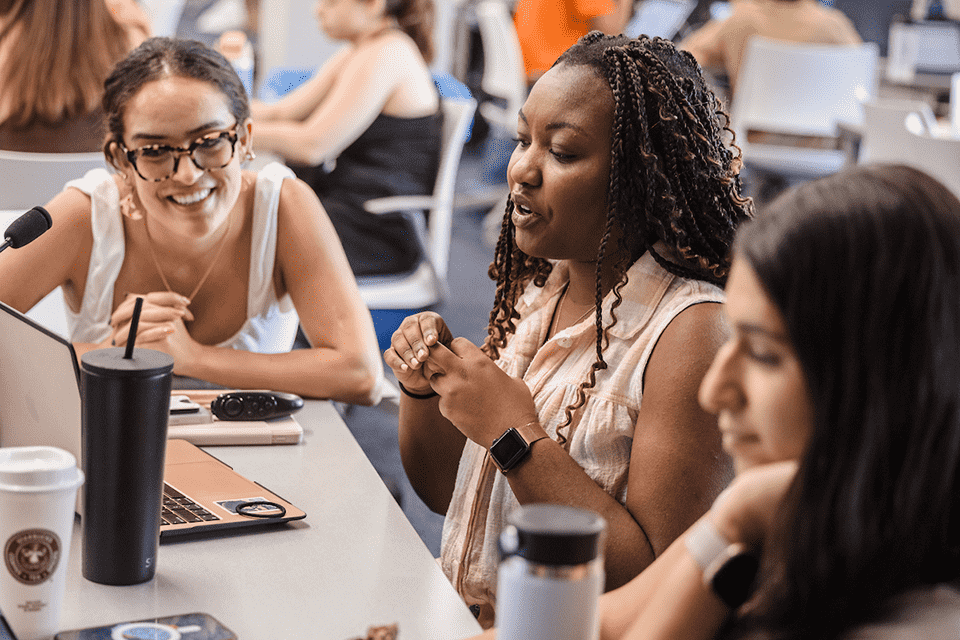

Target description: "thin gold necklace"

left=143, top=213, right=232, bottom=303
left=549, top=283, right=596, bottom=338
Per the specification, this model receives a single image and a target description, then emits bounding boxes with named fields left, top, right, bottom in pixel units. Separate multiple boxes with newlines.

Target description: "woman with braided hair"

left=385, top=32, right=752, bottom=627
left=473, top=164, right=960, bottom=639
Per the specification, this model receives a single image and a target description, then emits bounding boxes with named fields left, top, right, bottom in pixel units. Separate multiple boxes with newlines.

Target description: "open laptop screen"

left=0, top=300, right=306, bottom=536
left=0, top=300, right=82, bottom=460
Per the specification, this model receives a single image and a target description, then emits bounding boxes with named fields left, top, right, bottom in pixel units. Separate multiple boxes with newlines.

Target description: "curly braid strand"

left=483, top=195, right=553, bottom=360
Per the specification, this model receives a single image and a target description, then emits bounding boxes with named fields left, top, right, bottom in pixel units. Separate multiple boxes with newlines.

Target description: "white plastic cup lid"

left=0, top=446, right=84, bottom=493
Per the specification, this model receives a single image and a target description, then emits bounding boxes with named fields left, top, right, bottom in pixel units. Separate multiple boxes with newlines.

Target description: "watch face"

left=490, top=428, right=528, bottom=471
left=712, top=550, right=760, bottom=609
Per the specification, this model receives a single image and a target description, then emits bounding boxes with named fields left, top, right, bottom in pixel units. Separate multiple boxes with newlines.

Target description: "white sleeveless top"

left=64, top=162, right=299, bottom=353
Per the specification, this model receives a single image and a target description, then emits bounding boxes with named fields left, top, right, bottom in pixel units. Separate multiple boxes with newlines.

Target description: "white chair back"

left=951, top=72, right=960, bottom=137
left=432, top=0, right=472, bottom=75
left=903, top=121, right=960, bottom=200
left=430, top=97, right=477, bottom=279
left=0, top=150, right=106, bottom=211
left=731, top=37, right=879, bottom=177
left=860, top=98, right=937, bottom=164
left=357, top=97, right=477, bottom=310
left=0, top=150, right=106, bottom=338
left=474, top=0, right=526, bottom=131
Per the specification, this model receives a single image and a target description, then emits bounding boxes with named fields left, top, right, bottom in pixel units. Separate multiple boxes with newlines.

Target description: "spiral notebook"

left=0, top=300, right=305, bottom=537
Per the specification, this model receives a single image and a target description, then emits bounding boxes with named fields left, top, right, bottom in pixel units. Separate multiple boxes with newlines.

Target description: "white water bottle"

left=496, top=504, right=607, bottom=640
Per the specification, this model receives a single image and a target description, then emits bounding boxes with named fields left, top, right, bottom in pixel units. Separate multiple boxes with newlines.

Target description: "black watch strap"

left=704, top=544, right=759, bottom=608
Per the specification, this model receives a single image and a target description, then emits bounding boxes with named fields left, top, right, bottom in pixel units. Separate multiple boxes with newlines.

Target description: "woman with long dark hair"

left=589, top=163, right=960, bottom=640
left=385, top=32, right=753, bottom=627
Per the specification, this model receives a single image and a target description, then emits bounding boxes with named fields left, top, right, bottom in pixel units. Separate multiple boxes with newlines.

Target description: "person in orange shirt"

left=513, top=0, right=633, bottom=82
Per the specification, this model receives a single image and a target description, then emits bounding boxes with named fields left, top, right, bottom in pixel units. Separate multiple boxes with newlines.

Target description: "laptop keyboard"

left=160, top=483, right=221, bottom=526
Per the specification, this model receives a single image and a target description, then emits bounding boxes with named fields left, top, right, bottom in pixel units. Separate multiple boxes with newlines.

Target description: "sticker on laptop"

left=215, top=498, right=283, bottom=516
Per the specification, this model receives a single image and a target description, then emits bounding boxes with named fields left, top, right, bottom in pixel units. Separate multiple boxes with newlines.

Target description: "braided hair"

left=482, top=32, right=752, bottom=442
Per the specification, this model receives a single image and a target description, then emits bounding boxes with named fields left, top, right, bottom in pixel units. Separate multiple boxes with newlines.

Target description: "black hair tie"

left=398, top=381, right=438, bottom=400
left=235, top=500, right=287, bottom=518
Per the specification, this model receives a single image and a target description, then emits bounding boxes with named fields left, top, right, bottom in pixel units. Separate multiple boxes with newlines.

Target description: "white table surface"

left=57, top=400, right=482, bottom=639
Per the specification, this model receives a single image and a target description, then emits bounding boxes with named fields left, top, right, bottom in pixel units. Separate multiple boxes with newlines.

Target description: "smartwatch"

left=685, top=517, right=760, bottom=609
left=489, top=427, right=547, bottom=473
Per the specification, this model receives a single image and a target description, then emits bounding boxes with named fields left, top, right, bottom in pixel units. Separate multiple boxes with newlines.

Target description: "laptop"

left=0, top=299, right=306, bottom=538
left=626, top=0, right=697, bottom=41
left=908, top=20, right=960, bottom=75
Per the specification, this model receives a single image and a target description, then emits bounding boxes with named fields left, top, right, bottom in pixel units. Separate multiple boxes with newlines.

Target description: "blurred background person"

left=0, top=0, right=150, bottom=152
left=681, top=0, right=860, bottom=96
left=513, top=0, right=634, bottom=83
left=251, top=0, right=442, bottom=278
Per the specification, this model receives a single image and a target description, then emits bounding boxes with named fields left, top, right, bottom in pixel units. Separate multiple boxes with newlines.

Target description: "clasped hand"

left=709, top=460, right=799, bottom=548
left=107, top=292, right=199, bottom=369
left=385, top=312, right=539, bottom=447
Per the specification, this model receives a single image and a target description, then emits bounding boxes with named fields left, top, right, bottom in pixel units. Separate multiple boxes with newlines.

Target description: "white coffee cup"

left=0, top=446, right=84, bottom=640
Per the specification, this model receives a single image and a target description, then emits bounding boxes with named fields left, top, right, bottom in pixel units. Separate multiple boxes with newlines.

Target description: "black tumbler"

left=80, top=347, right=173, bottom=585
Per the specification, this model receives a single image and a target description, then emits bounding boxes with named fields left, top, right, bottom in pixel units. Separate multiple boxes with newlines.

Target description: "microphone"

left=0, top=206, right=52, bottom=254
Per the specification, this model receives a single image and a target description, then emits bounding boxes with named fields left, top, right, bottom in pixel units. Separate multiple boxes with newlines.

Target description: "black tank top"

left=292, top=110, right=443, bottom=277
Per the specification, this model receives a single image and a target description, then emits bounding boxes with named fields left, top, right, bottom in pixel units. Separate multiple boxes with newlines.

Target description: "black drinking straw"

left=123, top=296, right=144, bottom=359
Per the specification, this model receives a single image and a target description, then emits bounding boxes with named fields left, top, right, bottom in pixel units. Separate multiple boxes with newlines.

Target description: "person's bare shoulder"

left=821, top=5, right=863, bottom=44
left=57, top=179, right=96, bottom=233
left=274, top=172, right=323, bottom=226
left=728, top=0, right=767, bottom=22
left=357, top=27, right=426, bottom=67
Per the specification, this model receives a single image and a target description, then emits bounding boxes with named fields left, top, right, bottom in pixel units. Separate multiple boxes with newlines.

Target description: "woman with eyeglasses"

left=0, top=37, right=384, bottom=404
